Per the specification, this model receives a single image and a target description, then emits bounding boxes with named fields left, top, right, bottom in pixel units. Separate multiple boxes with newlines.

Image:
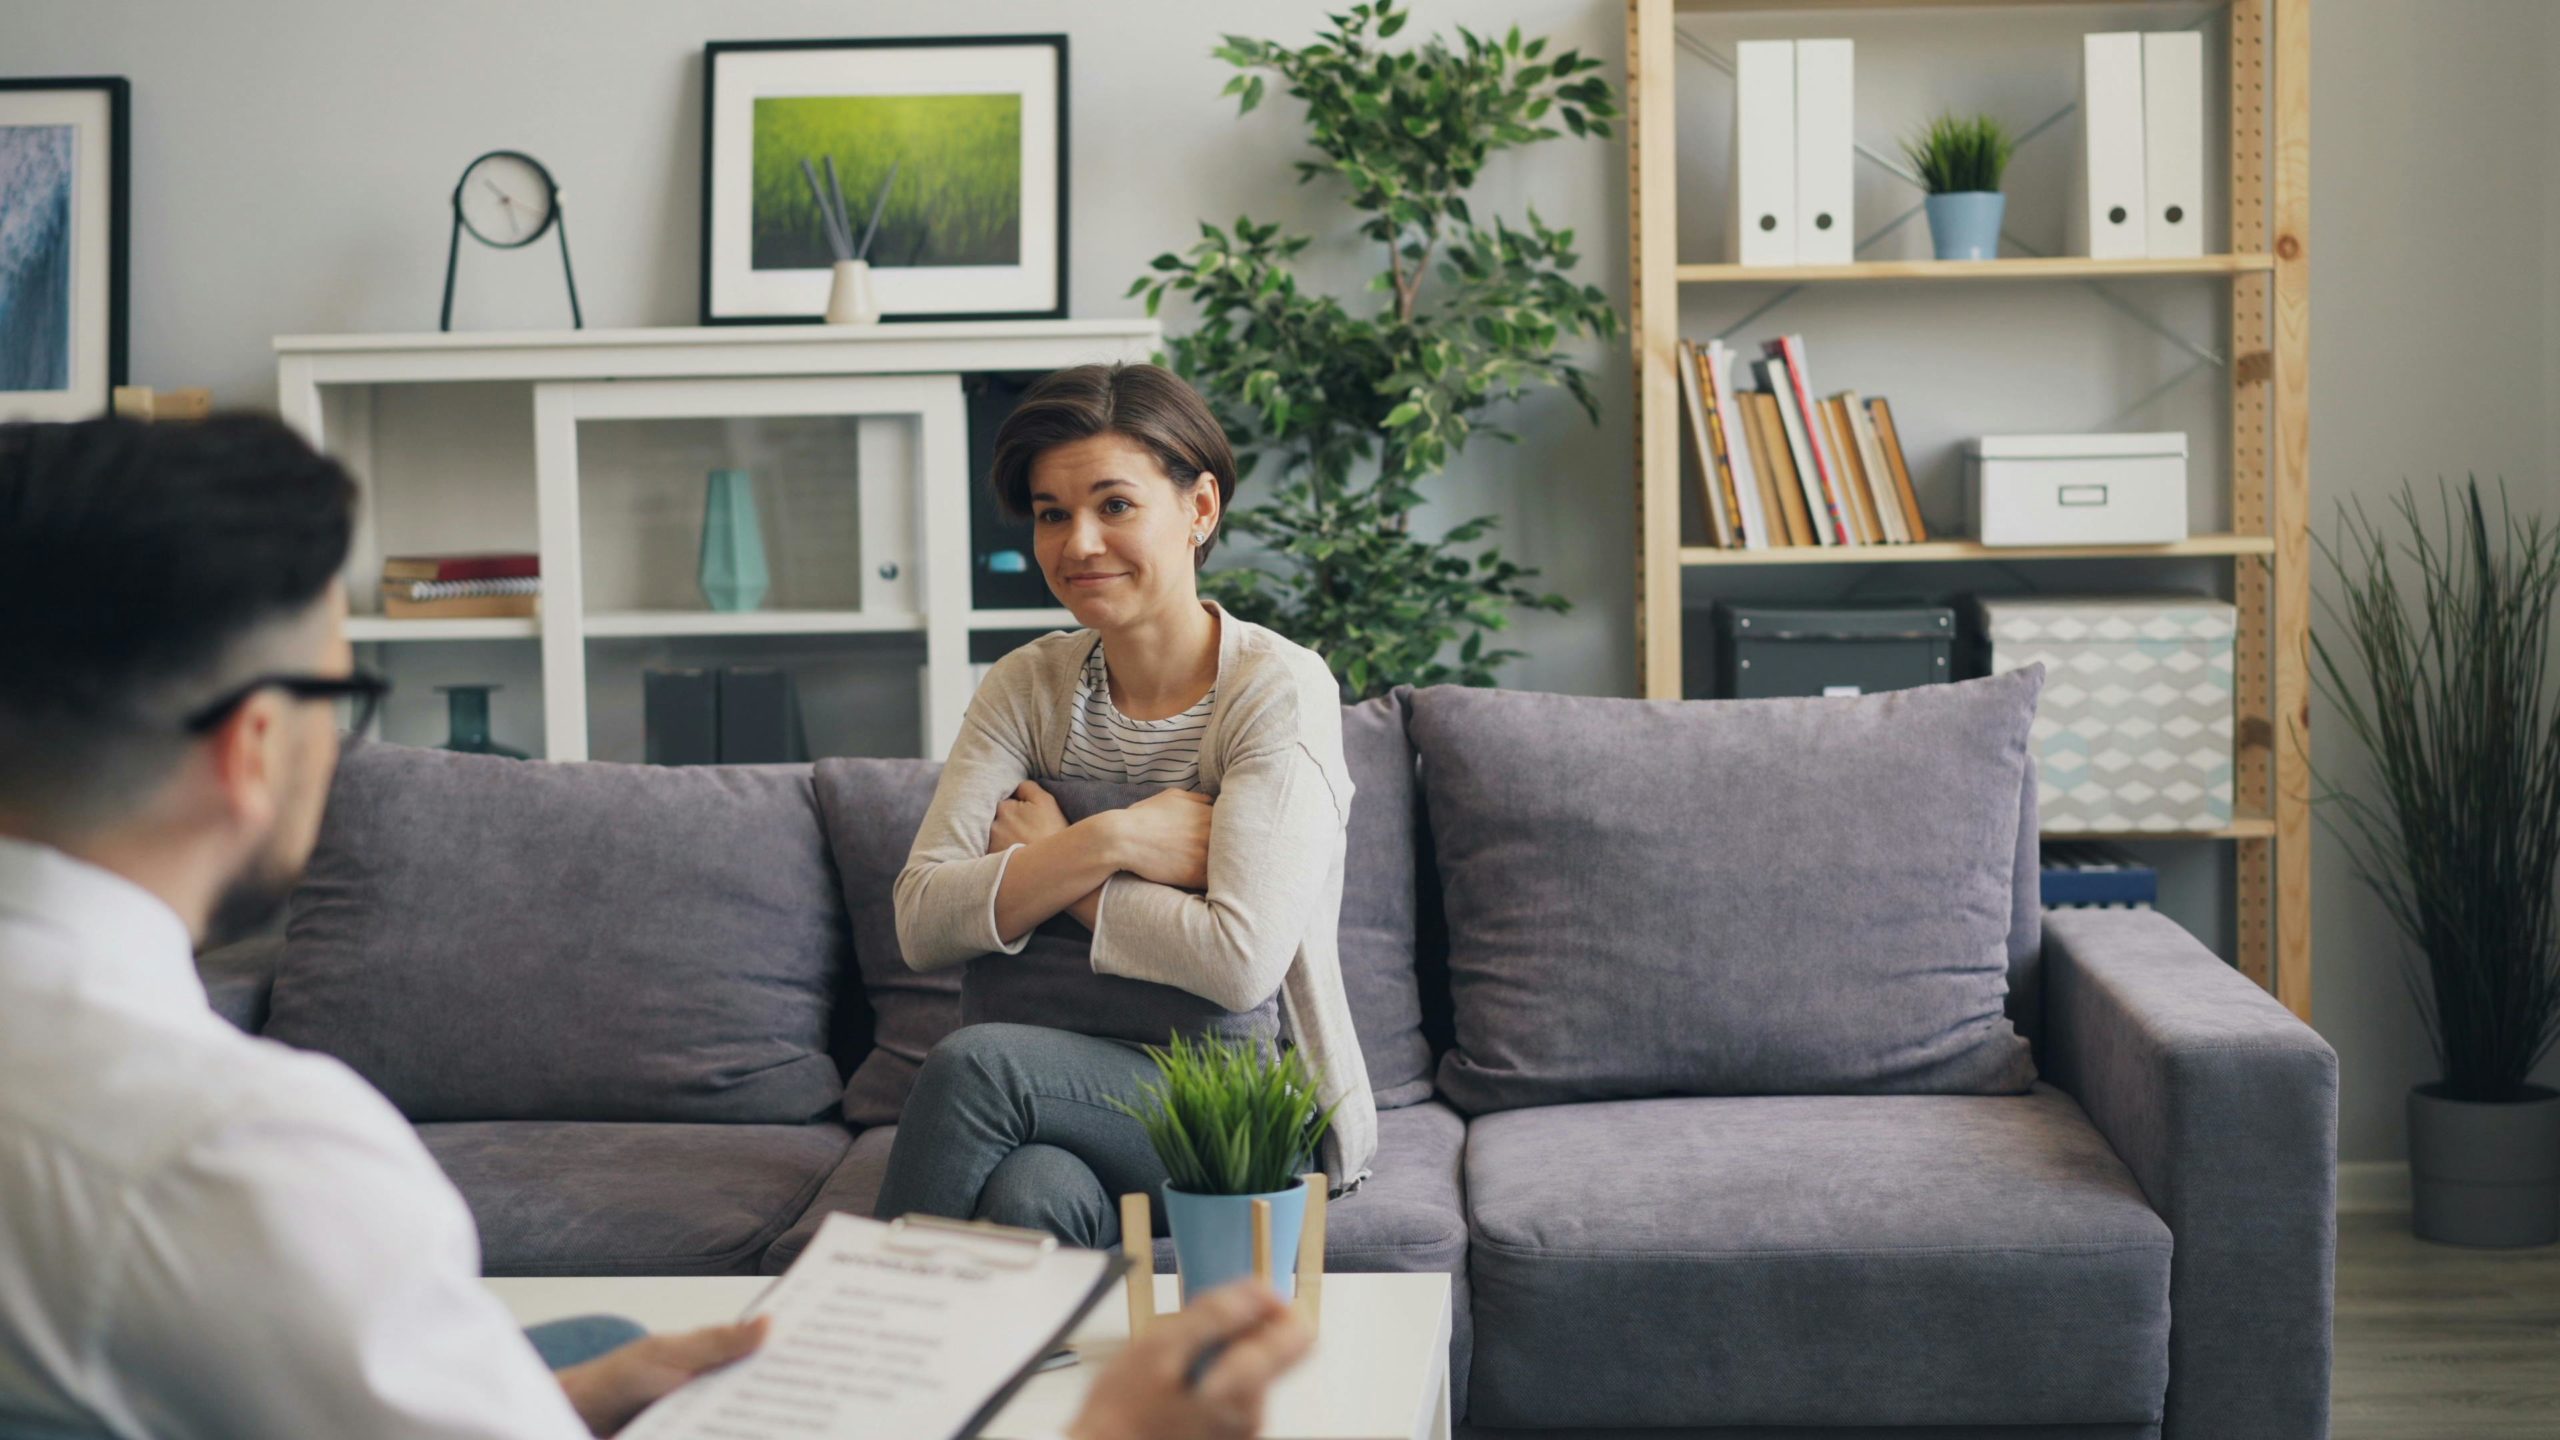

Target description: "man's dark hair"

left=0, top=414, right=356, bottom=828
left=988, top=363, right=1239, bottom=566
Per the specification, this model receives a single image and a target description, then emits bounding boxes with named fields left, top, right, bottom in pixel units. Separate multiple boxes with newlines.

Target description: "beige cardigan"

left=892, top=602, right=1379, bottom=1189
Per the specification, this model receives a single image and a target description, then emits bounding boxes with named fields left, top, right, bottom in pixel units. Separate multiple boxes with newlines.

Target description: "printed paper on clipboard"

left=620, top=1212, right=1126, bottom=1440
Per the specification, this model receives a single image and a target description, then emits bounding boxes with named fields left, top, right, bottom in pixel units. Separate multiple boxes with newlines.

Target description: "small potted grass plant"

left=1114, top=1034, right=1334, bottom=1299
left=2314, top=479, right=2560, bottom=1248
left=1903, top=113, right=2015, bottom=261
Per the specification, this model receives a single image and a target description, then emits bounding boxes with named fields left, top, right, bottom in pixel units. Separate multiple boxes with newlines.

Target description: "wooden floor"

left=2333, top=1210, right=2560, bottom=1438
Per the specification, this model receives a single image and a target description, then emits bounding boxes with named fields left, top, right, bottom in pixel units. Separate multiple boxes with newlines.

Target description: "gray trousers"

left=873, top=1022, right=1171, bottom=1249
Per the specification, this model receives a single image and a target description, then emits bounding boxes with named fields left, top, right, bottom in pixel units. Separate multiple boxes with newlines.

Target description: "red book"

left=380, top=552, right=539, bottom=582
left=1761, top=336, right=1850, bottom=545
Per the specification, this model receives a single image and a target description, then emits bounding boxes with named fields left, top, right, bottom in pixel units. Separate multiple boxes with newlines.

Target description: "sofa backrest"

left=1407, top=675, right=2045, bottom=1113
left=264, top=745, right=849, bottom=1124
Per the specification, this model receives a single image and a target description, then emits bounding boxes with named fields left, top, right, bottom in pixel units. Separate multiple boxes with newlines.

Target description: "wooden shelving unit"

left=1626, top=0, right=2311, bottom=1017
left=1678, top=534, right=2276, bottom=566
left=1675, top=253, right=2275, bottom=284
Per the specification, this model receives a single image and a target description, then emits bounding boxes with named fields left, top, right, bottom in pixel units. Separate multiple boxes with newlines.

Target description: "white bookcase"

left=275, top=321, right=1160, bottom=761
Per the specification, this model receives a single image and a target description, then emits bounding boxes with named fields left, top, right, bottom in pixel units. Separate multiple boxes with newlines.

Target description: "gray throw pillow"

left=811, top=761, right=1277, bottom=1127
left=1408, top=669, right=2043, bottom=1114
left=810, top=759, right=962, bottom=1128
left=1339, top=690, right=1434, bottom=1109
left=267, top=745, right=847, bottom=1124
left=975, top=778, right=1281, bottom=1048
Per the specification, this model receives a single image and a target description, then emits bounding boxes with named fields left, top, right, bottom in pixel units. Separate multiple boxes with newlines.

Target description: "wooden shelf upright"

left=1624, top=0, right=2312, bottom=1018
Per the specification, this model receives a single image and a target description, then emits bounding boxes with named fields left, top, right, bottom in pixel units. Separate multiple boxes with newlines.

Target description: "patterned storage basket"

left=1968, top=596, right=2235, bottom=833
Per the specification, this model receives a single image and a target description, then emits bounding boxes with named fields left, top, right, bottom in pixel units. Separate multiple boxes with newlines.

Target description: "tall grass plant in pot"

left=2314, top=480, right=2560, bottom=1247
left=1903, top=113, right=2014, bottom=261
left=1114, top=1035, right=1335, bottom=1299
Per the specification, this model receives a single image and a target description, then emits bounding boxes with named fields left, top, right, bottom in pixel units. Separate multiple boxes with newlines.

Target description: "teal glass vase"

left=437, top=685, right=528, bottom=760
left=698, top=468, right=771, bottom=612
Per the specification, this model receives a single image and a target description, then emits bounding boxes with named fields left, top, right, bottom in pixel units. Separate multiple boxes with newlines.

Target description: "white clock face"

left=457, top=153, right=555, bottom=247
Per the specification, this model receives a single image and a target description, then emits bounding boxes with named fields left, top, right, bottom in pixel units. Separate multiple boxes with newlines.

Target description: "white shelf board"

left=274, top=320, right=1164, bottom=387
left=347, top=616, right=539, bottom=642
left=580, top=609, right=924, bottom=639
left=968, top=607, right=1079, bottom=631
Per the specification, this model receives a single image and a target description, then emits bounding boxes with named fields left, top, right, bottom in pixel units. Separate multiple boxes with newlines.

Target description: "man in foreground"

left=0, top=415, right=1309, bottom=1438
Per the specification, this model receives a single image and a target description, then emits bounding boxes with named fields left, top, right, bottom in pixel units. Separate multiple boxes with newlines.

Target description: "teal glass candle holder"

left=437, top=685, right=528, bottom=760
left=699, top=468, right=771, bottom=612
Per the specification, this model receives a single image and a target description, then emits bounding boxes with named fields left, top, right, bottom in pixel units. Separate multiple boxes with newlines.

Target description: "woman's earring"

left=1191, top=528, right=1208, bottom=547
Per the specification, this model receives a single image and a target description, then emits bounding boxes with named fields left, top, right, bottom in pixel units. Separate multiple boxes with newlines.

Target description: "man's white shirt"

left=0, top=835, right=589, bottom=1438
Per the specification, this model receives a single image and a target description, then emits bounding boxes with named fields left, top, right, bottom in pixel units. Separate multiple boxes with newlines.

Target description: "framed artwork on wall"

left=0, top=77, right=128, bottom=421
left=700, top=35, right=1067, bottom=325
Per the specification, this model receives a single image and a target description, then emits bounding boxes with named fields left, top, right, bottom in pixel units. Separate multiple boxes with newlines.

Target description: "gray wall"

left=2308, top=0, right=2560, bottom=1166
left=11, top=0, right=2557, bottom=1163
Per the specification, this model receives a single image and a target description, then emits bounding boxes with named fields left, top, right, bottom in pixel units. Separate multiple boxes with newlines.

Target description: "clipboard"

left=892, top=1216, right=1130, bottom=1440
left=622, top=1212, right=1128, bottom=1440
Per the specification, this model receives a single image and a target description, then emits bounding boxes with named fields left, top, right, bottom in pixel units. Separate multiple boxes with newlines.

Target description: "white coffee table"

left=488, top=1271, right=1453, bottom=1440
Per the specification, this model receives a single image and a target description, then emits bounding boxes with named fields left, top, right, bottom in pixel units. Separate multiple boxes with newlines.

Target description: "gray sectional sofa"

left=199, top=676, right=2337, bottom=1440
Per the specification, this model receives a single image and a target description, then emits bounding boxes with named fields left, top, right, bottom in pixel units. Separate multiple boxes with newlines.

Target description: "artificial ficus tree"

left=1131, top=1, right=1620, bottom=699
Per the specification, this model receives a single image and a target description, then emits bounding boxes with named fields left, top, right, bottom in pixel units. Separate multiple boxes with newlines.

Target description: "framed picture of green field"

left=701, top=35, right=1067, bottom=325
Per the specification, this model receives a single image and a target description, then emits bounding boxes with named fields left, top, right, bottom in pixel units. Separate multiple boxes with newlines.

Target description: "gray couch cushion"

left=810, top=759, right=962, bottom=1128
left=1339, top=691, right=1434, bottom=1109
left=1462, top=1086, right=2171, bottom=1430
left=760, top=1124, right=903, bottom=1274
left=195, top=931, right=280, bottom=1035
left=422, top=1119, right=853, bottom=1275
left=268, top=745, right=847, bottom=1123
left=1408, top=672, right=2042, bottom=1113
left=2006, top=753, right=2045, bottom=1047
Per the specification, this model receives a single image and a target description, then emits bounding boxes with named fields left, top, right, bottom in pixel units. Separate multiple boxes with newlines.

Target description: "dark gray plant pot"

left=2407, top=1083, right=2560, bottom=1248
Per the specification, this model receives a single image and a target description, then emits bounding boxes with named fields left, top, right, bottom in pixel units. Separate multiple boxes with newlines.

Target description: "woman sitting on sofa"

left=875, top=362, right=1377, bottom=1248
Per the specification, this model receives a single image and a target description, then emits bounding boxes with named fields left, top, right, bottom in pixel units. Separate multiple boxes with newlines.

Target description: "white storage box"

left=1968, top=595, right=2234, bottom=833
left=1965, top=432, right=2188, bottom=546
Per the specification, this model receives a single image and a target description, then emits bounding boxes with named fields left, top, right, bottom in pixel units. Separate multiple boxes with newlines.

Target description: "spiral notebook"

left=619, top=1213, right=1123, bottom=1440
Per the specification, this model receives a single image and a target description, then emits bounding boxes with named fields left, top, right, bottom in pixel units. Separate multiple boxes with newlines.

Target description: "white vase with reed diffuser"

left=799, top=154, right=898, bottom=327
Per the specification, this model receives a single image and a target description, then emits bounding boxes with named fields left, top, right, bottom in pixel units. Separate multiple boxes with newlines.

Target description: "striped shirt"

left=1058, top=638, right=1215, bottom=790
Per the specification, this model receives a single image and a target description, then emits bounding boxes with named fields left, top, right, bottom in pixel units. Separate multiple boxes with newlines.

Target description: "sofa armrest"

left=2042, top=908, right=2336, bottom=1440
left=196, top=932, right=283, bottom=1035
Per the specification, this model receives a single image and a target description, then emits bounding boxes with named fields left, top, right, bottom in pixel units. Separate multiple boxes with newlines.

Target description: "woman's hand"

left=1110, top=790, right=1214, bottom=892
left=989, top=780, right=1070, bottom=855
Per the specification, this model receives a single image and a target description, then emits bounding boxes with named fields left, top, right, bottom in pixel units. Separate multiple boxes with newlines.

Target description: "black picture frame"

left=0, top=75, right=129, bottom=420
left=699, top=35, right=1069, bottom=326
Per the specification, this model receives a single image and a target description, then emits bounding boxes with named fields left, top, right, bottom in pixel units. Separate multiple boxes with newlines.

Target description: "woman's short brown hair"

left=989, top=362, right=1238, bottom=565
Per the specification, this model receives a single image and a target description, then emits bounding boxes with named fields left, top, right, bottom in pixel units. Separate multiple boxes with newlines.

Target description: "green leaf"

left=1241, top=75, right=1266, bottom=113
left=1381, top=401, right=1422, bottom=427
left=1377, top=6, right=1407, bottom=37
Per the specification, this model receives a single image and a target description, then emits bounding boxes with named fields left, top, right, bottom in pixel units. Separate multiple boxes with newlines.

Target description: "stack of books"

left=1678, top=334, right=1927, bottom=551
left=380, top=553, right=540, bottom=619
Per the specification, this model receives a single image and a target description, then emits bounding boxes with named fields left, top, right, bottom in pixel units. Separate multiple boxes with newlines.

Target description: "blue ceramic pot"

left=1924, top=191, right=2006, bottom=261
left=1161, top=1179, right=1308, bottom=1302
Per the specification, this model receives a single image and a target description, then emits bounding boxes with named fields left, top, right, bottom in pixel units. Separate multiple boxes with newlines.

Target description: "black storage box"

left=1711, top=603, right=1957, bottom=699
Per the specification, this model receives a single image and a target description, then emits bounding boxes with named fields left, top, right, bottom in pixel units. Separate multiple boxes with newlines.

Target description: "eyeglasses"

left=183, top=670, right=392, bottom=738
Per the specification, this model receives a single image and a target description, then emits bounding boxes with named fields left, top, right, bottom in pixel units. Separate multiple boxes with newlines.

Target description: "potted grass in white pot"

left=1903, top=113, right=2014, bottom=261
left=2315, top=479, right=2560, bottom=1248
left=1114, top=1035, right=1335, bottom=1299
